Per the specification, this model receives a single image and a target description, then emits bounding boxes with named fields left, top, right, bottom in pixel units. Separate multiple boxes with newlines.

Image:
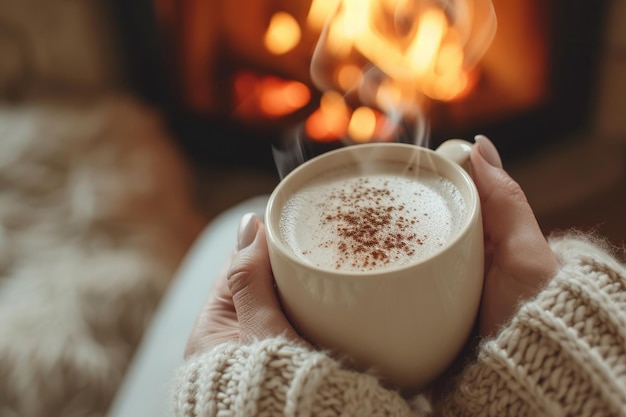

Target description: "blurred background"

left=0, top=0, right=624, bottom=415
left=2, top=0, right=625, bottom=236
left=109, top=0, right=625, bottom=242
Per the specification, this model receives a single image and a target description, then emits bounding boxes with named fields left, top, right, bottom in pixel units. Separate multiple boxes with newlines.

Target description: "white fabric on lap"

left=107, top=196, right=269, bottom=417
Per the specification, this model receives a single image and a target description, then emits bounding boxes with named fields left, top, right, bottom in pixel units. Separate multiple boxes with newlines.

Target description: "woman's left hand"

left=184, top=213, right=303, bottom=358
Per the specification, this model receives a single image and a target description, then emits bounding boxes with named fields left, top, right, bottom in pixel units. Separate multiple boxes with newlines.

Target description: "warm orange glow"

left=307, top=0, right=341, bottom=30
left=306, top=110, right=338, bottom=141
left=283, top=82, right=311, bottom=108
left=340, top=0, right=370, bottom=39
left=264, top=12, right=302, bottom=55
left=259, top=78, right=311, bottom=116
left=233, top=72, right=311, bottom=119
left=305, top=91, right=350, bottom=141
left=298, top=103, right=390, bottom=143
left=313, top=0, right=495, bottom=103
left=325, top=15, right=353, bottom=57
left=437, top=41, right=465, bottom=74
left=348, top=106, right=377, bottom=142
left=336, top=64, right=362, bottom=92
left=375, top=79, right=405, bottom=112
left=320, top=90, right=347, bottom=112
left=425, top=39, right=469, bottom=100
left=407, top=8, right=447, bottom=75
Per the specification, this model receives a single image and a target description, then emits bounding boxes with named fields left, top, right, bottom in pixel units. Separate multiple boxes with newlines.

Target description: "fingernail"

left=474, top=134, right=503, bottom=169
left=237, top=213, right=258, bottom=250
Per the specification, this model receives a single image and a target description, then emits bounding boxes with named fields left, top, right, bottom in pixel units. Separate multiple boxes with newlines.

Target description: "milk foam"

left=279, top=162, right=467, bottom=272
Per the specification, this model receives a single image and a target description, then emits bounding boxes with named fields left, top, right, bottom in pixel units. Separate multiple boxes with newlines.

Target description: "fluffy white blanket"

left=0, top=96, right=204, bottom=417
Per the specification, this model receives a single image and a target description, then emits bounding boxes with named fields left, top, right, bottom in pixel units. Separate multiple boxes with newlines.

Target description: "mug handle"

left=434, top=139, right=474, bottom=174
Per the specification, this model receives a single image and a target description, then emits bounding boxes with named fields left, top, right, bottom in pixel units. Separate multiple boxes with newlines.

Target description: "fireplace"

left=111, top=0, right=609, bottom=170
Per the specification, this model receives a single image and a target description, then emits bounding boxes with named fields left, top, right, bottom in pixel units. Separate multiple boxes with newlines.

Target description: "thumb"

left=228, top=213, right=300, bottom=344
left=470, top=135, right=539, bottom=250
left=470, top=136, right=558, bottom=335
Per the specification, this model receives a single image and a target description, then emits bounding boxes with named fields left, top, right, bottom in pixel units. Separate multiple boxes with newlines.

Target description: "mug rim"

left=265, top=142, right=480, bottom=278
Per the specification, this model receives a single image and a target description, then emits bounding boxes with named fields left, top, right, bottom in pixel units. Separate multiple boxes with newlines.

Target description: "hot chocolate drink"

left=279, top=161, right=467, bottom=272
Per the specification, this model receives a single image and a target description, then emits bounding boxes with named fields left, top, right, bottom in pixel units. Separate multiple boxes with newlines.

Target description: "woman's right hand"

left=470, top=136, right=560, bottom=337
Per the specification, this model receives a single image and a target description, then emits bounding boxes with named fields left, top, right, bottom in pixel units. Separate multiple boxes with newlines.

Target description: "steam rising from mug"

left=273, top=0, right=497, bottom=178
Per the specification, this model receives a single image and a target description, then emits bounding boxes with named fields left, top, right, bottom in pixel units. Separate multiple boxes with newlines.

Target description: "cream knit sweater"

left=174, top=235, right=626, bottom=416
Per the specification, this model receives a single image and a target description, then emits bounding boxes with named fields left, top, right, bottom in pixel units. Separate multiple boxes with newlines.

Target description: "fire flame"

left=305, top=91, right=350, bottom=141
left=306, top=0, right=342, bottom=31
left=234, top=72, right=311, bottom=119
left=310, top=0, right=496, bottom=103
left=259, top=0, right=495, bottom=144
left=348, top=106, right=378, bottom=143
left=300, top=0, right=496, bottom=143
left=304, top=91, right=389, bottom=143
left=265, top=12, right=302, bottom=55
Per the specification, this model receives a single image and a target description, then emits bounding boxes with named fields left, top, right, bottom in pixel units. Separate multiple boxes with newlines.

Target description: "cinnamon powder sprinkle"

left=319, top=178, right=426, bottom=270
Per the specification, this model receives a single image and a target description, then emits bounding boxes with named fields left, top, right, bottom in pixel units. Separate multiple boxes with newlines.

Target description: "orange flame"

left=311, top=0, right=496, bottom=104
left=305, top=91, right=350, bottom=141
left=234, top=72, right=311, bottom=119
left=304, top=91, right=394, bottom=143
left=265, top=12, right=302, bottom=55
left=290, top=0, right=494, bottom=143
left=348, top=107, right=377, bottom=142
left=307, top=0, right=341, bottom=31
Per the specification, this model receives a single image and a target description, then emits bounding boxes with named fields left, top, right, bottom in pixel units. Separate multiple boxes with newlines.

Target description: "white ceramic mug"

left=265, top=140, right=484, bottom=391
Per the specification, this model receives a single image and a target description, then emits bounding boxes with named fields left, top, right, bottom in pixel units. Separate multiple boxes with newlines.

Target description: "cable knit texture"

left=174, top=235, right=626, bottom=417
left=175, top=338, right=418, bottom=417
left=440, top=234, right=626, bottom=417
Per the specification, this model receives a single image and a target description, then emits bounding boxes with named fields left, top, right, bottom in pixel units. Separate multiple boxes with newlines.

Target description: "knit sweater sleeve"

left=440, top=234, right=626, bottom=417
left=173, top=337, right=421, bottom=417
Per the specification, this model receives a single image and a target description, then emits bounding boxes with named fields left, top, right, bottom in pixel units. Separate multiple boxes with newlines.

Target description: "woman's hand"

left=471, top=136, right=560, bottom=336
left=185, top=213, right=302, bottom=358
left=184, top=136, right=558, bottom=357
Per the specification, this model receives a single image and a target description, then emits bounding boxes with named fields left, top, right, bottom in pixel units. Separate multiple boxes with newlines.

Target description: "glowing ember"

left=348, top=107, right=377, bottom=142
left=305, top=91, right=350, bottom=141
left=234, top=72, right=310, bottom=118
left=336, top=64, right=363, bottom=92
left=259, top=78, right=310, bottom=116
left=265, top=12, right=302, bottom=55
